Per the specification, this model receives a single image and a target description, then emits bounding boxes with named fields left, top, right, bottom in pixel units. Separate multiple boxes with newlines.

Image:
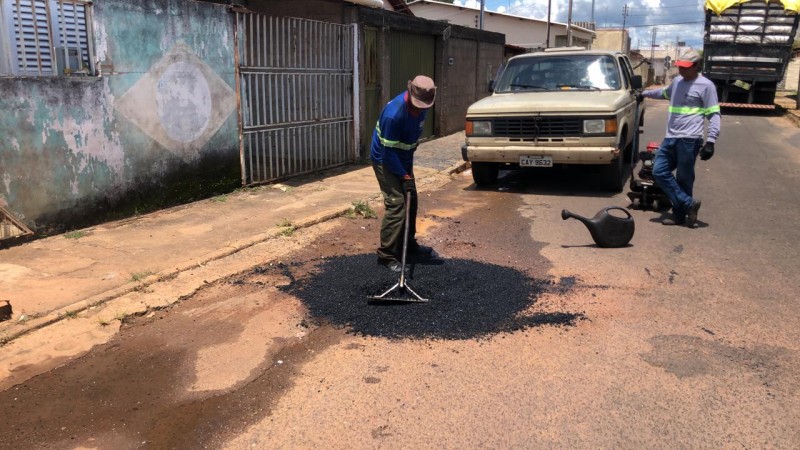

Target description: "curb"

left=447, top=160, right=471, bottom=175
left=777, top=104, right=800, bottom=127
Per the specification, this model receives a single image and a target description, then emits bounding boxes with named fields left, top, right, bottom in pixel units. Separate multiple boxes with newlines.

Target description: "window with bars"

left=0, top=0, right=94, bottom=76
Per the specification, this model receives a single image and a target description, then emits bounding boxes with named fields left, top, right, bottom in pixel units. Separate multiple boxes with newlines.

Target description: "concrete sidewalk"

left=0, top=132, right=467, bottom=367
left=776, top=93, right=800, bottom=126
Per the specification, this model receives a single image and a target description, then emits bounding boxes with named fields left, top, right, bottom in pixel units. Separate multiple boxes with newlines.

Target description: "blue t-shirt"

left=370, top=92, right=428, bottom=178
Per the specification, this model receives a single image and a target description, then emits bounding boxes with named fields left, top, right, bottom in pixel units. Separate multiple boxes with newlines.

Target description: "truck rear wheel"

left=471, top=162, right=499, bottom=186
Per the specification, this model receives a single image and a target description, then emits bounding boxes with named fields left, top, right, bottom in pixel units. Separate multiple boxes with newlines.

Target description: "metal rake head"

left=368, top=281, right=429, bottom=303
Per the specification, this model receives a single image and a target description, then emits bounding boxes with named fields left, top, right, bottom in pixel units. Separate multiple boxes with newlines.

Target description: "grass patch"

left=64, top=310, right=79, bottom=319
left=115, top=312, right=129, bottom=322
left=211, top=194, right=228, bottom=203
left=347, top=200, right=377, bottom=219
left=64, top=230, right=86, bottom=240
left=276, top=218, right=296, bottom=237
left=97, top=317, right=111, bottom=326
left=278, top=226, right=296, bottom=237
left=130, top=270, right=154, bottom=282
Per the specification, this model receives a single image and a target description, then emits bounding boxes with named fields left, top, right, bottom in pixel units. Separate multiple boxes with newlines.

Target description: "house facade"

left=0, top=0, right=503, bottom=235
left=404, top=0, right=594, bottom=50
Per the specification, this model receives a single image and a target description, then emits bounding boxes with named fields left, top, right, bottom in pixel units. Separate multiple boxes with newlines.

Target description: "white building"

left=404, top=0, right=595, bottom=50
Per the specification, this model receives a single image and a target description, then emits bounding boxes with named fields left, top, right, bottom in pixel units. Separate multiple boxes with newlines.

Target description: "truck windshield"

left=494, top=54, right=622, bottom=93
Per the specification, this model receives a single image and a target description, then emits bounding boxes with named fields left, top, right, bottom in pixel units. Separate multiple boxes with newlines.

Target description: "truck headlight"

left=583, top=119, right=617, bottom=134
left=466, top=120, right=492, bottom=136
left=583, top=119, right=606, bottom=134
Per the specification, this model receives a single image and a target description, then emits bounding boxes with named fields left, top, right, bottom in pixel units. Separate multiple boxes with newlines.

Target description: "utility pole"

left=479, top=0, right=485, bottom=30
left=546, top=0, right=552, bottom=48
left=591, top=0, right=596, bottom=28
left=621, top=4, right=629, bottom=53
left=650, top=27, right=657, bottom=61
left=567, top=0, right=574, bottom=46
left=651, top=27, right=658, bottom=84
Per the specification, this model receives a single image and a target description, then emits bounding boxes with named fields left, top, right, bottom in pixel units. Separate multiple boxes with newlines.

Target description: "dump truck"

left=703, top=0, right=800, bottom=109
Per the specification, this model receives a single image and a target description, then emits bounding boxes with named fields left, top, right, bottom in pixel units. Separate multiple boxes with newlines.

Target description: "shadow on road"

left=465, top=165, right=635, bottom=198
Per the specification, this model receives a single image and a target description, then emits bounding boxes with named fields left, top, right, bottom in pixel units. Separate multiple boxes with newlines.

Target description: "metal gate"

left=235, top=13, right=359, bottom=185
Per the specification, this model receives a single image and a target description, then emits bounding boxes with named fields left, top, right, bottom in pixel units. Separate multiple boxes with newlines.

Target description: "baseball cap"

left=675, top=49, right=701, bottom=68
left=408, top=75, right=436, bottom=109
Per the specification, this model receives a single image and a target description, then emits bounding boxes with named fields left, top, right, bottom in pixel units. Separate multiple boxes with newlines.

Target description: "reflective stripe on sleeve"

left=668, top=105, right=720, bottom=116
left=376, top=124, right=416, bottom=150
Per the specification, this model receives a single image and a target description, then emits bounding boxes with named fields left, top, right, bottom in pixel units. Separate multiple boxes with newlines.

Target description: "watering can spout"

left=561, top=209, right=589, bottom=224
left=561, top=207, right=635, bottom=248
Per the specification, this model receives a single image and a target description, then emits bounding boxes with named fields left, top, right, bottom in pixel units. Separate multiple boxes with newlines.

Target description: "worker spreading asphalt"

left=267, top=254, right=583, bottom=340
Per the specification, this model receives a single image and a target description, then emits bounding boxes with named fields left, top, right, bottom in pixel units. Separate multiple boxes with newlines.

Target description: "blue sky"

left=451, top=0, right=707, bottom=49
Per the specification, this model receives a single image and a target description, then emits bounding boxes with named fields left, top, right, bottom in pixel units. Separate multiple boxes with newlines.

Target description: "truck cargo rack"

left=703, top=0, right=800, bottom=107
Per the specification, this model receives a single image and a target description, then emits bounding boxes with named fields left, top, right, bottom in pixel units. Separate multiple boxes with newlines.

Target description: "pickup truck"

left=461, top=48, right=644, bottom=191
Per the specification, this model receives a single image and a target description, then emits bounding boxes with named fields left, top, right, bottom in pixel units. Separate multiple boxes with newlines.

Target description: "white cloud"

left=475, top=0, right=706, bottom=48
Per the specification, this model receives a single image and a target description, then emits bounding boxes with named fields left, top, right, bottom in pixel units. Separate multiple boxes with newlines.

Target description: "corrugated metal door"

left=389, top=30, right=435, bottom=139
left=235, top=13, right=359, bottom=185
left=363, top=26, right=381, bottom=151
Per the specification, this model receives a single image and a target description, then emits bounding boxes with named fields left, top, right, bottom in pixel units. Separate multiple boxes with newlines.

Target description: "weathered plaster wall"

left=0, top=0, right=238, bottom=232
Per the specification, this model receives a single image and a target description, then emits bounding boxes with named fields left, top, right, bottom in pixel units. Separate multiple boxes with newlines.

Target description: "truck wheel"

left=471, top=162, right=499, bottom=186
left=602, top=157, right=624, bottom=192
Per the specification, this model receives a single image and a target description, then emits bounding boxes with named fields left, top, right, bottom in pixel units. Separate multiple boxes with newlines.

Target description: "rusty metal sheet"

left=0, top=205, right=33, bottom=242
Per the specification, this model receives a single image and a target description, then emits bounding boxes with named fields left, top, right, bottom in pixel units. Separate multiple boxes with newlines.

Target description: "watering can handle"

left=604, top=206, right=633, bottom=219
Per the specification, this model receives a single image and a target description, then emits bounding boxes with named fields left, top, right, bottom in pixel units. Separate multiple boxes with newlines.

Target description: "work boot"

left=686, top=199, right=701, bottom=228
left=662, top=217, right=685, bottom=226
left=385, top=261, right=408, bottom=273
left=377, top=257, right=407, bottom=273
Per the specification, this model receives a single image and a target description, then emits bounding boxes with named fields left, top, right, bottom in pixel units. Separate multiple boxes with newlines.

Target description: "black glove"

left=636, top=93, right=644, bottom=103
left=402, top=178, right=416, bottom=193
left=699, top=142, right=715, bottom=161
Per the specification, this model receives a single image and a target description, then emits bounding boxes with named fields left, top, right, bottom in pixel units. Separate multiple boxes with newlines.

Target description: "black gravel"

left=273, top=254, right=583, bottom=340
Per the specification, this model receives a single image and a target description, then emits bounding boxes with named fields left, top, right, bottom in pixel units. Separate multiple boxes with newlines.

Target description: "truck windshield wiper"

left=557, top=84, right=601, bottom=91
left=509, top=84, right=549, bottom=90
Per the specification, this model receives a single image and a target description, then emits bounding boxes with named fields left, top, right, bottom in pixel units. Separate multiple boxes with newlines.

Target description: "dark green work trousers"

left=373, top=163, right=417, bottom=262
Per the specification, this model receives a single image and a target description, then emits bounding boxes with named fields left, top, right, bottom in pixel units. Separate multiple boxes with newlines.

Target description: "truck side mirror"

left=631, top=75, right=643, bottom=90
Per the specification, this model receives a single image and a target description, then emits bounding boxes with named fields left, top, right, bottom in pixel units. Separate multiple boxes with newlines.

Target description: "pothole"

left=271, top=254, right=584, bottom=340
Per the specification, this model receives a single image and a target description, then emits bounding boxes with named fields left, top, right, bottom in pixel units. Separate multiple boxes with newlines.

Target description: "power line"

left=626, top=20, right=704, bottom=28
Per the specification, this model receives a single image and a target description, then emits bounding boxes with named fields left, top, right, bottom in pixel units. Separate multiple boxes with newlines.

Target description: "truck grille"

left=493, top=117, right=583, bottom=137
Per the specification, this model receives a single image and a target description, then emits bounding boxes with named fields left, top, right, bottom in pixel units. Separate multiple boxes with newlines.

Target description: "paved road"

left=1, top=102, right=798, bottom=449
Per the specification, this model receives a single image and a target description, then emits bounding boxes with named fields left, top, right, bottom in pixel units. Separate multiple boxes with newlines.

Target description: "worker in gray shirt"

left=639, top=49, right=721, bottom=227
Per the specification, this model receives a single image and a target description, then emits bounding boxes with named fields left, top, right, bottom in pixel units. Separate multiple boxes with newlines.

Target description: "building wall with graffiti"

left=0, top=0, right=239, bottom=232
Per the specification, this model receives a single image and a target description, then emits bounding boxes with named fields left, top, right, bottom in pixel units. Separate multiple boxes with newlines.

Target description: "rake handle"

left=398, top=189, right=412, bottom=287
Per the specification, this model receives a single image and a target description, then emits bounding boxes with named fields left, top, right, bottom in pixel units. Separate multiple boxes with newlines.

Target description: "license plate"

left=520, top=155, right=553, bottom=167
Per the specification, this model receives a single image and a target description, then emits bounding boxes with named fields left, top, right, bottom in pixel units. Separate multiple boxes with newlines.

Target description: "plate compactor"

left=627, top=141, right=670, bottom=211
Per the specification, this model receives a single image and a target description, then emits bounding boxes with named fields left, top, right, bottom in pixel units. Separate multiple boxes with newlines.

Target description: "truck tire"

left=602, top=157, right=625, bottom=192
left=471, top=162, right=499, bottom=186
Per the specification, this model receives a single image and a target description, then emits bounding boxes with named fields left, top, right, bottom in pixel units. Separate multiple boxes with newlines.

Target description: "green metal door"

left=389, top=31, right=435, bottom=139
left=363, top=27, right=381, bottom=153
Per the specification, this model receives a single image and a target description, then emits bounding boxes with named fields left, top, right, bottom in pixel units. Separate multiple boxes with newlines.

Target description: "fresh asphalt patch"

left=265, top=254, right=584, bottom=340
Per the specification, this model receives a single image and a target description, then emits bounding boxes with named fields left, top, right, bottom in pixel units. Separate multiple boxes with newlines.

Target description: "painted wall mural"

left=115, top=42, right=236, bottom=156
